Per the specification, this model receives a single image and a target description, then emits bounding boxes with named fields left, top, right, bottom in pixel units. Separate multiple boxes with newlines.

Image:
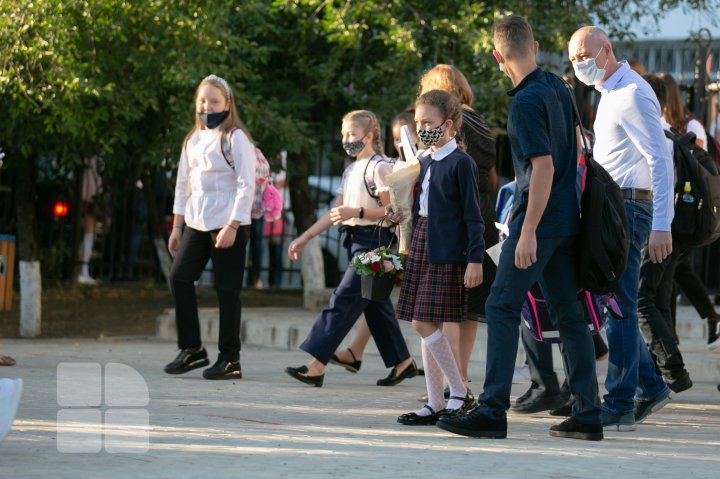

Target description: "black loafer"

left=398, top=405, right=442, bottom=425
left=285, top=365, right=324, bottom=387
left=549, top=417, right=603, bottom=441
left=511, top=389, right=567, bottom=414
left=164, top=347, right=210, bottom=375
left=329, top=348, right=362, bottom=373
left=377, top=360, right=419, bottom=386
left=549, top=402, right=572, bottom=417
left=203, top=358, right=241, bottom=380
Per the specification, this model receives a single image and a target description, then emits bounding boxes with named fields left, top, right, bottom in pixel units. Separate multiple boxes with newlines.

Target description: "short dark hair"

left=493, top=15, right=534, bottom=60
left=643, top=73, right=667, bottom=110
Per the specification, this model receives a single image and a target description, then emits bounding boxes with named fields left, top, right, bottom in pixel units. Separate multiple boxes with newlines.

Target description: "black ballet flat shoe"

left=377, top=360, right=419, bottom=386
left=329, top=348, right=362, bottom=373
left=397, top=405, right=443, bottom=426
left=285, top=365, right=324, bottom=387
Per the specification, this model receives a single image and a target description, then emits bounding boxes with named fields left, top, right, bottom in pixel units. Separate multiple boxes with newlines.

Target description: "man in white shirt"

left=569, top=26, right=673, bottom=432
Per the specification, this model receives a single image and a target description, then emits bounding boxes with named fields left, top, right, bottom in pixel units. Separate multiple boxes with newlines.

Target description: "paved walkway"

left=1, top=335, right=719, bottom=478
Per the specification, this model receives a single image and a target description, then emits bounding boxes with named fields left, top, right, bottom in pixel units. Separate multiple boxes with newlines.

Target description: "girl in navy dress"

left=396, top=90, right=485, bottom=425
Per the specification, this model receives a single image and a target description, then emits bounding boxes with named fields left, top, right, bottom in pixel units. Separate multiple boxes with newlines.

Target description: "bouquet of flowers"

left=352, top=246, right=405, bottom=300
left=352, top=246, right=405, bottom=282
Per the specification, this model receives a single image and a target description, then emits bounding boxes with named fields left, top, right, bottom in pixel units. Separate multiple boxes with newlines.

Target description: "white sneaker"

left=512, top=364, right=530, bottom=383
left=0, top=378, right=23, bottom=444
left=77, top=274, right=97, bottom=285
left=708, top=321, right=720, bottom=352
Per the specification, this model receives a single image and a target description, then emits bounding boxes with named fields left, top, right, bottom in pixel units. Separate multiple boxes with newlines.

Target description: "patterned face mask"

left=342, top=140, right=365, bottom=157
left=417, top=125, right=444, bottom=147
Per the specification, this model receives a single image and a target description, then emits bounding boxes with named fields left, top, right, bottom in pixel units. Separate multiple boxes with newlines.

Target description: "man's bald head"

left=568, top=26, right=612, bottom=63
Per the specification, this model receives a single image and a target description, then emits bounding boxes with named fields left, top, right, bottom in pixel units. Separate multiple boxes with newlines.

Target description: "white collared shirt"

left=418, top=138, right=457, bottom=217
left=594, top=61, right=674, bottom=231
left=339, top=154, right=393, bottom=227
left=173, top=128, right=256, bottom=231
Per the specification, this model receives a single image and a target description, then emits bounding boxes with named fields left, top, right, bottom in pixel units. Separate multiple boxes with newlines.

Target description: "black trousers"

left=672, top=248, right=716, bottom=325
left=637, top=244, right=688, bottom=380
left=170, top=225, right=249, bottom=362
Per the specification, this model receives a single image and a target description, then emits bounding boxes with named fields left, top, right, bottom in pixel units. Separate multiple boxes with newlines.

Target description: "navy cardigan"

left=412, top=148, right=485, bottom=264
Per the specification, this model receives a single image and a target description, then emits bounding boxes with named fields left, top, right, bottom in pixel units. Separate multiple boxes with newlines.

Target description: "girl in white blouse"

left=284, top=110, right=417, bottom=387
left=163, top=74, right=256, bottom=380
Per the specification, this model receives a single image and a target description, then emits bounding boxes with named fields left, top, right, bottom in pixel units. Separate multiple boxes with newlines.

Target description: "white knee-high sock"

left=415, top=339, right=445, bottom=416
left=424, top=329, right=467, bottom=410
left=80, top=232, right=94, bottom=277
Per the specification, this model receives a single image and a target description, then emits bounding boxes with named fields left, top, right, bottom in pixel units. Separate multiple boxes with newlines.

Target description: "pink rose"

left=382, top=260, right=394, bottom=272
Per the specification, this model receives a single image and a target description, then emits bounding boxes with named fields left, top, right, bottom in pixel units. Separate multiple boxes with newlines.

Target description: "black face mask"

left=198, top=111, right=229, bottom=129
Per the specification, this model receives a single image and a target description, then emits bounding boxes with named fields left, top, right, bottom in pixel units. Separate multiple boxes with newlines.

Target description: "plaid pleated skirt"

left=396, top=216, right=467, bottom=323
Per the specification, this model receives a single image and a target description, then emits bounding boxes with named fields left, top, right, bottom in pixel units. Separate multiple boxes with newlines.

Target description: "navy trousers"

left=300, top=226, right=411, bottom=367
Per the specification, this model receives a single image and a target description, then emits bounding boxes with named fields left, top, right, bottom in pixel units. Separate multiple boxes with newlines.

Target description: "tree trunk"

left=15, top=159, right=41, bottom=337
left=141, top=171, right=172, bottom=290
left=287, top=152, right=325, bottom=299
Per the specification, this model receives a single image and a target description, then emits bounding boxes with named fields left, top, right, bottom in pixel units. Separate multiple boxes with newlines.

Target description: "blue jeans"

left=603, top=200, right=670, bottom=415
left=299, top=227, right=410, bottom=366
left=477, top=235, right=600, bottom=424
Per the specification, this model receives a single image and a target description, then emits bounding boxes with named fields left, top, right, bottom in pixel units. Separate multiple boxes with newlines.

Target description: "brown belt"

left=621, top=188, right=653, bottom=200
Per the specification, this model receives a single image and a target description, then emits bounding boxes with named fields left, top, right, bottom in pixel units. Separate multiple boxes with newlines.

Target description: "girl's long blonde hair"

left=342, top=110, right=384, bottom=156
left=183, top=75, right=254, bottom=150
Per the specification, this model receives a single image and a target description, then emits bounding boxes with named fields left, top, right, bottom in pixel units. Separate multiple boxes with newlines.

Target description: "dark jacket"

left=412, top=148, right=485, bottom=264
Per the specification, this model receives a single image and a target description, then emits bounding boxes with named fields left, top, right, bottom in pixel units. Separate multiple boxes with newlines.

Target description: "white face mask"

left=498, top=62, right=511, bottom=80
left=573, top=47, right=608, bottom=86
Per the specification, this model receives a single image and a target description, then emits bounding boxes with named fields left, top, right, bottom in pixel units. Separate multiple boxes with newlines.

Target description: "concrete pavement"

left=1, top=329, right=719, bottom=478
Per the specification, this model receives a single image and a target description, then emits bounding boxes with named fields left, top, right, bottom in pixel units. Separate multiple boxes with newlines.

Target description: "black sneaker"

left=436, top=405, right=507, bottom=439
left=164, top=347, right=209, bottom=375
left=203, top=358, right=242, bottom=380
left=634, top=388, right=671, bottom=423
left=549, top=417, right=603, bottom=441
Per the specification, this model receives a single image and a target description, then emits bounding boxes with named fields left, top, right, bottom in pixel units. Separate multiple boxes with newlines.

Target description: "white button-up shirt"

left=594, top=61, right=674, bottom=231
left=418, top=138, right=457, bottom=216
left=173, top=128, right=256, bottom=231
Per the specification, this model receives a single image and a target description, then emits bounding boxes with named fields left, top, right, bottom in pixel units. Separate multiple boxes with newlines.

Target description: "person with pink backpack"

left=163, top=74, right=256, bottom=380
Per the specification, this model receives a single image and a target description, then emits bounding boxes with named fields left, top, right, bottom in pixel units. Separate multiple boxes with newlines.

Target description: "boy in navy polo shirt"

left=437, top=15, right=602, bottom=440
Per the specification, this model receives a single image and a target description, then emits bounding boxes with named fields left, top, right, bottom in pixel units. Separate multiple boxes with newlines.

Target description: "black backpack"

left=665, top=129, right=720, bottom=247
left=565, top=83, right=630, bottom=294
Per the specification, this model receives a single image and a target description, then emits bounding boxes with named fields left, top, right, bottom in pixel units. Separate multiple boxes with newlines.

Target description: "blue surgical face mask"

left=573, top=47, right=608, bottom=86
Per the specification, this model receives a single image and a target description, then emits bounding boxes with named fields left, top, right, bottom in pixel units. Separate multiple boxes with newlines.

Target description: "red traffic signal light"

left=53, top=201, right=68, bottom=217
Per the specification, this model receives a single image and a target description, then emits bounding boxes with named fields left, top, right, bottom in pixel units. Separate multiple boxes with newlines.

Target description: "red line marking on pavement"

left=204, top=414, right=283, bottom=426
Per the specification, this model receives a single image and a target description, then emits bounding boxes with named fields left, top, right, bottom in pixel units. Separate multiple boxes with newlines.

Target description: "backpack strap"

left=561, top=80, right=591, bottom=154
left=220, top=127, right=239, bottom=169
left=363, top=154, right=385, bottom=206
